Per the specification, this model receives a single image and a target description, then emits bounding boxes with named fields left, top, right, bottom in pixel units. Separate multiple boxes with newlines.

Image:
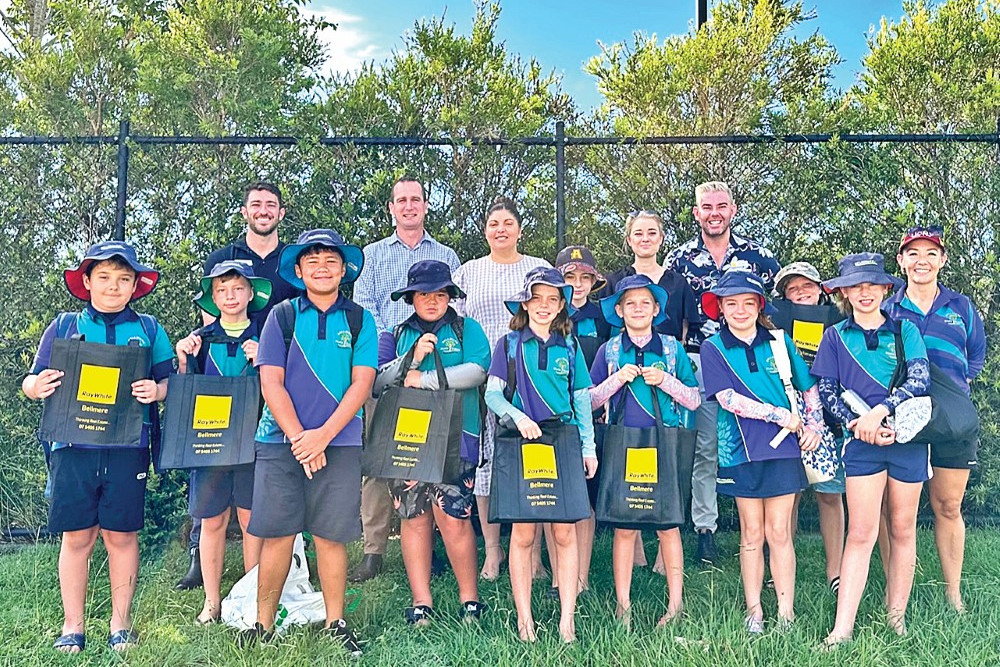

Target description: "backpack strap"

left=54, top=312, right=78, bottom=339
left=343, top=300, right=364, bottom=347
left=273, top=299, right=297, bottom=354
left=137, top=313, right=158, bottom=346
left=502, top=331, right=517, bottom=402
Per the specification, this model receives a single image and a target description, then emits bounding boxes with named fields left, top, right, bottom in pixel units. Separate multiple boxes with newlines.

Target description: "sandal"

left=53, top=633, right=86, bottom=653
left=459, top=600, right=487, bottom=622
left=404, top=605, right=434, bottom=626
left=107, top=628, right=139, bottom=651
left=236, top=622, right=274, bottom=648
left=829, top=576, right=841, bottom=596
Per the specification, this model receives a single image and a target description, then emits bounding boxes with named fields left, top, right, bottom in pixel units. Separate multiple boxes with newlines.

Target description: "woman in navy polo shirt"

left=888, top=226, right=985, bottom=613
left=484, top=267, right=597, bottom=643
left=699, top=270, right=823, bottom=635
left=589, top=275, right=701, bottom=628
left=811, top=253, right=930, bottom=647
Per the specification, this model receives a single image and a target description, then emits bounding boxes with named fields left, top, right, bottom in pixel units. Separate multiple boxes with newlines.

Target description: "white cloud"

left=302, top=7, right=387, bottom=78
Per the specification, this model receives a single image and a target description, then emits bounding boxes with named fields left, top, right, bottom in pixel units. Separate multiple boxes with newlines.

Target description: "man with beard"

left=663, top=181, right=780, bottom=568
left=175, top=182, right=299, bottom=590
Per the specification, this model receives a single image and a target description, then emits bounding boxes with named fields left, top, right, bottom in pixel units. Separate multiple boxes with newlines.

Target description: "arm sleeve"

left=574, top=387, right=597, bottom=458
left=966, top=299, right=987, bottom=381
left=591, top=374, right=624, bottom=409
left=817, top=376, right=855, bottom=425
left=421, top=363, right=487, bottom=390
left=801, top=385, right=825, bottom=429
left=716, top=387, right=794, bottom=428
left=484, top=375, right=528, bottom=429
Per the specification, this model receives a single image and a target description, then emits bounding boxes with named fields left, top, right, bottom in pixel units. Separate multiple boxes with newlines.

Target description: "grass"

left=1, top=528, right=999, bottom=666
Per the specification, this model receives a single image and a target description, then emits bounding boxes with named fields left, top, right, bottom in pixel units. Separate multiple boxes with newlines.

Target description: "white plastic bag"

left=221, top=533, right=327, bottom=633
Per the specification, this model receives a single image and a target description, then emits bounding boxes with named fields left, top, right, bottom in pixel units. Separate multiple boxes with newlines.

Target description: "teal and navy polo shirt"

left=701, top=326, right=815, bottom=466
left=590, top=333, right=698, bottom=428
left=31, top=305, right=175, bottom=450
left=487, top=329, right=592, bottom=423
left=378, top=310, right=491, bottom=463
left=188, top=320, right=260, bottom=377
left=254, top=295, right=378, bottom=446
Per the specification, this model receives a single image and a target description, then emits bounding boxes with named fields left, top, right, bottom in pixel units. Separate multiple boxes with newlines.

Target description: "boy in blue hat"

left=373, top=259, right=491, bottom=625
left=22, top=241, right=175, bottom=653
left=174, top=261, right=272, bottom=625
left=244, top=229, right=376, bottom=656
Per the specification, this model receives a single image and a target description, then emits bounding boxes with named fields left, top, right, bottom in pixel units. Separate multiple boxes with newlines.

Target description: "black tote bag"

left=158, top=355, right=260, bottom=469
left=889, top=333, right=979, bottom=448
left=596, top=392, right=697, bottom=528
left=770, top=301, right=845, bottom=366
left=488, top=420, right=591, bottom=524
left=363, top=347, right=463, bottom=483
left=39, top=337, right=150, bottom=447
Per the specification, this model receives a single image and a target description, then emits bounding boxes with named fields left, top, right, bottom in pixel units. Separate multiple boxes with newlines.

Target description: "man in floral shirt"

left=664, top=181, right=780, bottom=567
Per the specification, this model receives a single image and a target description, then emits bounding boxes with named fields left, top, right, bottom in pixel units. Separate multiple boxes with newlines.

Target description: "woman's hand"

left=516, top=417, right=542, bottom=440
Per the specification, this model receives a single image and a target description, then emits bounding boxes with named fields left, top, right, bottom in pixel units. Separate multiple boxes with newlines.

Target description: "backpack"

left=271, top=298, right=364, bottom=356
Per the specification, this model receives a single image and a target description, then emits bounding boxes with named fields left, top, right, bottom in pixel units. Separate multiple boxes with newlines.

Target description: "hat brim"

left=822, top=273, right=904, bottom=294
left=278, top=242, right=364, bottom=290
left=701, top=290, right=765, bottom=321
left=599, top=283, right=669, bottom=329
left=504, top=284, right=575, bottom=315
left=194, top=276, right=272, bottom=317
left=557, top=262, right=607, bottom=294
left=390, top=281, right=465, bottom=302
left=63, top=256, right=159, bottom=302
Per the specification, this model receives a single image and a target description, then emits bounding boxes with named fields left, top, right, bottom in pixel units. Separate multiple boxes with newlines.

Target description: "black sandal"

left=404, top=605, right=434, bottom=625
left=459, top=600, right=487, bottom=621
left=53, top=632, right=86, bottom=652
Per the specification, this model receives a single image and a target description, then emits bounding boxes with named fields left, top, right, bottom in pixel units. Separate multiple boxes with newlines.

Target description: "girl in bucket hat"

left=699, top=269, right=825, bottom=635
left=484, top=266, right=597, bottom=643
left=373, top=260, right=490, bottom=626
left=589, top=274, right=701, bottom=628
left=812, top=253, right=931, bottom=648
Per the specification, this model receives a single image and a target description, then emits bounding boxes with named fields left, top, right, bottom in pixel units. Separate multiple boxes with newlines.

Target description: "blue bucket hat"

left=821, top=252, right=904, bottom=293
left=504, top=267, right=574, bottom=315
left=64, top=240, right=159, bottom=301
left=599, top=274, right=669, bottom=328
left=390, top=260, right=465, bottom=302
left=193, top=260, right=273, bottom=318
left=701, top=269, right=768, bottom=321
left=278, top=228, right=364, bottom=290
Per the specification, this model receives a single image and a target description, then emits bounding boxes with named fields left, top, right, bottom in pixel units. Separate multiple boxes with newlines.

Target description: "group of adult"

left=173, top=177, right=982, bottom=642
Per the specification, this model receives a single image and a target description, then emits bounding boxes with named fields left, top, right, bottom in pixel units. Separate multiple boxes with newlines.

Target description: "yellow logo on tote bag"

left=792, top=320, right=824, bottom=354
left=395, top=408, right=432, bottom=444
left=624, top=448, right=658, bottom=483
left=522, top=443, right=558, bottom=480
left=77, top=364, right=120, bottom=405
left=192, top=395, right=232, bottom=430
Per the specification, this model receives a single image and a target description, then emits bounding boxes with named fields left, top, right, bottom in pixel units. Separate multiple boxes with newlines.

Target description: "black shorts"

left=48, top=446, right=149, bottom=533
left=188, top=463, right=255, bottom=519
left=931, top=439, right=978, bottom=470
left=247, top=443, right=362, bottom=544
left=717, top=458, right=807, bottom=499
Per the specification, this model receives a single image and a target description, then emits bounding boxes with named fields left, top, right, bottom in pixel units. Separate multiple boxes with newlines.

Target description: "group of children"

left=24, top=227, right=959, bottom=655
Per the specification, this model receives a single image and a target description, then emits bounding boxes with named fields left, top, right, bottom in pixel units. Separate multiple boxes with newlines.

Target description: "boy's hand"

left=641, top=366, right=665, bottom=386
left=241, top=340, right=259, bottom=364
left=516, top=417, right=542, bottom=440
left=403, top=369, right=423, bottom=388
left=615, top=363, right=641, bottom=384
left=176, top=334, right=202, bottom=359
left=302, top=451, right=327, bottom=480
left=411, top=333, right=437, bottom=365
left=31, top=369, right=64, bottom=399
left=583, top=456, right=598, bottom=479
left=290, top=429, right=330, bottom=465
left=131, top=379, right=159, bottom=404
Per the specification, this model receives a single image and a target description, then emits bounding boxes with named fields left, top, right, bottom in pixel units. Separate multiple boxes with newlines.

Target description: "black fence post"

left=555, top=120, right=566, bottom=251
left=115, top=119, right=130, bottom=241
left=696, top=0, right=709, bottom=28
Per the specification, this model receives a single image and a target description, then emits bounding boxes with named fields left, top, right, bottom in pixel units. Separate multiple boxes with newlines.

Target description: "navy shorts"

left=247, top=443, right=362, bottom=544
left=48, top=446, right=149, bottom=533
left=843, top=439, right=931, bottom=483
left=388, top=465, right=476, bottom=521
left=188, top=463, right=255, bottom=519
left=930, top=439, right=978, bottom=470
left=717, top=458, right=807, bottom=499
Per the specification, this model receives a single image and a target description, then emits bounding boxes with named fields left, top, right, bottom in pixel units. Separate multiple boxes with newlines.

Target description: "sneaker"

left=404, top=605, right=433, bottom=626
left=696, top=530, right=720, bottom=567
left=325, top=619, right=363, bottom=658
left=459, top=600, right=487, bottom=622
left=744, top=615, right=764, bottom=635
left=236, top=623, right=274, bottom=648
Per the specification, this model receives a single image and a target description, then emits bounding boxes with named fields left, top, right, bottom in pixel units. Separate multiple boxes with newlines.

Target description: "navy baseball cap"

left=278, top=228, right=364, bottom=290
left=555, top=245, right=606, bottom=292
left=64, top=240, right=159, bottom=301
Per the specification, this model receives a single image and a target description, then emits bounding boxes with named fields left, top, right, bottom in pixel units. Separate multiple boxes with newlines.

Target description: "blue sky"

left=308, top=0, right=915, bottom=110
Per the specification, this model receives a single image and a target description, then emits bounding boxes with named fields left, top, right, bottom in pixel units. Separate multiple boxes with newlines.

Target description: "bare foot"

left=480, top=545, right=506, bottom=581
left=946, top=590, right=966, bottom=614
left=818, top=634, right=851, bottom=652
left=615, top=603, right=632, bottom=631
left=657, top=606, right=683, bottom=627
left=531, top=560, right=549, bottom=580
left=518, top=620, right=537, bottom=642
left=652, top=551, right=666, bottom=576
left=559, top=624, right=576, bottom=643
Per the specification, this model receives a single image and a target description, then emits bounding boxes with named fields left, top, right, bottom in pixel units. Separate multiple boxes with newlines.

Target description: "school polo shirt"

left=487, top=329, right=592, bottom=423
left=379, top=310, right=491, bottom=463
left=810, top=314, right=927, bottom=411
left=885, top=284, right=986, bottom=395
left=254, top=295, right=377, bottom=446
left=590, top=333, right=698, bottom=428
left=190, top=320, right=259, bottom=377
left=701, top=326, right=815, bottom=466
left=31, top=305, right=175, bottom=450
